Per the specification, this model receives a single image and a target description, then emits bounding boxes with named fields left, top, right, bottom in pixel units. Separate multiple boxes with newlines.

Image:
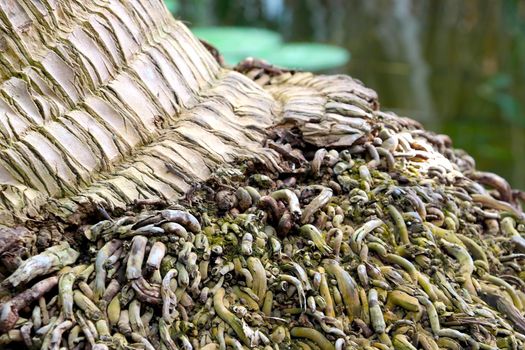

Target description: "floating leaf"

left=164, top=0, right=178, bottom=14
left=259, top=43, right=350, bottom=71
left=191, top=26, right=282, bottom=65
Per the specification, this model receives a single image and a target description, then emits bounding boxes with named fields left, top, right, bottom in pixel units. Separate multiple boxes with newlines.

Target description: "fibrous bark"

left=0, top=0, right=277, bottom=225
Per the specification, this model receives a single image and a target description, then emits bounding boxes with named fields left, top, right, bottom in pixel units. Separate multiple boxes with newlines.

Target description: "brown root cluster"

left=1, top=115, right=524, bottom=349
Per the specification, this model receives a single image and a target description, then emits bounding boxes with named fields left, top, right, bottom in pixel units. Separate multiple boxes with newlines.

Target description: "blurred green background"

left=166, top=0, right=525, bottom=190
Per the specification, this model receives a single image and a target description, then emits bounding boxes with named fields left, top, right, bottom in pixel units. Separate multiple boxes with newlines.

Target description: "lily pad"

left=260, top=43, right=350, bottom=71
left=191, top=26, right=282, bottom=65
left=164, top=0, right=178, bottom=14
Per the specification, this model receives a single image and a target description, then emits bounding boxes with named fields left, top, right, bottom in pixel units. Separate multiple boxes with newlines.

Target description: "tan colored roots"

left=1, top=123, right=524, bottom=348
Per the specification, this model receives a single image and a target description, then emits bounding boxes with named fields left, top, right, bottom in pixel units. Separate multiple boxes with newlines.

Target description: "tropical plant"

left=1, top=2, right=525, bottom=350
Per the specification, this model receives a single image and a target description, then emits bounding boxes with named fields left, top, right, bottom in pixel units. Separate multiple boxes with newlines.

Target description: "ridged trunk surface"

left=0, top=0, right=281, bottom=225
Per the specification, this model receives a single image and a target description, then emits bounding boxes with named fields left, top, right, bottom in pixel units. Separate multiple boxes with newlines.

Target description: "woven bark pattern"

left=0, top=0, right=277, bottom=224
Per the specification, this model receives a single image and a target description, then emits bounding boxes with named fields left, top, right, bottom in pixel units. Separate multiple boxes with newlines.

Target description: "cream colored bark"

left=0, top=0, right=281, bottom=225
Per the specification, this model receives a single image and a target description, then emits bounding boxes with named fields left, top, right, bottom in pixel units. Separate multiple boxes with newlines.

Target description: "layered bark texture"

left=0, top=0, right=279, bottom=225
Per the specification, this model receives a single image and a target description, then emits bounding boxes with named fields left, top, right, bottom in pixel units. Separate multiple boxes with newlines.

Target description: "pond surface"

left=177, top=0, right=525, bottom=190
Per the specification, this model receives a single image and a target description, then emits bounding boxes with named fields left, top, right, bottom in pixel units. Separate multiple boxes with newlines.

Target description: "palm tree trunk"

left=0, top=0, right=279, bottom=225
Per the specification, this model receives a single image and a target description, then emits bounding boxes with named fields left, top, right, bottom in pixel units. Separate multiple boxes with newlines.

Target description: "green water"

left=175, top=0, right=525, bottom=190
